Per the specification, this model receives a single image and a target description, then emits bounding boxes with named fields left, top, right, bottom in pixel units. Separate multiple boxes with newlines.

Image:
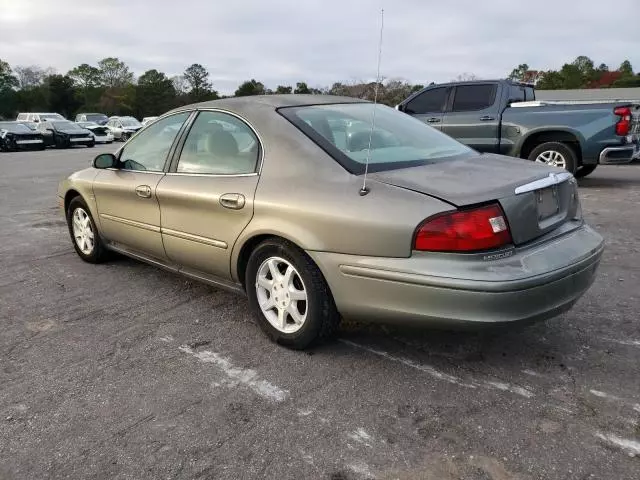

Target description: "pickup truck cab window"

left=404, top=87, right=448, bottom=114
left=451, top=84, right=497, bottom=112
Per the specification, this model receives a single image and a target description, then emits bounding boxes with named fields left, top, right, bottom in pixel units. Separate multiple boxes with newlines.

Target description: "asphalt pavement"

left=0, top=147, right=639, bottom=480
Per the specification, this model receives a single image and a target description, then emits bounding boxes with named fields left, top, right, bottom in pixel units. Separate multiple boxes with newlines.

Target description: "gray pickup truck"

left=396, top=79, right=640, bottom=178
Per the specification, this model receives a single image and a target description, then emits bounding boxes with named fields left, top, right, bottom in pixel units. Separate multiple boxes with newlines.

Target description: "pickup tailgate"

left=370, top=153, right=582, bottom=246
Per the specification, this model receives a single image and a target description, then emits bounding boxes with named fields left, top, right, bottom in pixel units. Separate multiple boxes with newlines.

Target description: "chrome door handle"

left=426, top=117, right=441, bottom=123
left=135, top=185, right=152, bottom=198
left=479, top=115, right=495, bottom=121
left=219, top=193, right=246, bottom=210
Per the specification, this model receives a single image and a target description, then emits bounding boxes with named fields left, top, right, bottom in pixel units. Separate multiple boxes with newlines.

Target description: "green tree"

left=275, top=85, right=292, bottom=94
left=572, top=55, right=595, bottom=84
left=68, top=63, right=102, bottom=88
left=47, top=75, right=82, bottom=118
left=293, top=82, right=311, bottom=94
left=184, top=64, right=215, bottom=101
left=619, top=60, right=634, bottom=76
left=0, top=59, right=18, bottom=118
left=135, top=69, right=176, bottom=117
left=234, top=79, right=266, bottom=96
left=98, top=57, right=134, bottom=87
left=0, top=59, right=18, bottom=91
left=536, top=70, right=565, bottom=90
left=508, top=64, right=530, bottom=82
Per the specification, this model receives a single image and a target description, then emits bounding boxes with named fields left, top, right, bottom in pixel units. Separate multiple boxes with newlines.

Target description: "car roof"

left=171, top=94, right=368, bottom=114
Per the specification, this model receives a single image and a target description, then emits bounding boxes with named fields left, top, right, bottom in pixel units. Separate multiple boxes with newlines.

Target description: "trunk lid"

left=370, top=153, right=581, bottom=245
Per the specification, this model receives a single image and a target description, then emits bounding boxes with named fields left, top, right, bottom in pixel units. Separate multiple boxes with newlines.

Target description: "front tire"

left=66, top=196, right=109, bottom=263
left=87, top=141, right=95, bottom=148
left=246, top=239, right=340, bottom=349
left=120, top=132, right=129, bottom=142
left=574, top=164, right=597, bottom=178
left=528, top=141, right=577, bottom=174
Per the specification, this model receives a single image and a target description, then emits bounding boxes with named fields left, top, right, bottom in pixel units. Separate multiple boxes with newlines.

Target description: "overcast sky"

left=1, top=0, right=639, bottom=94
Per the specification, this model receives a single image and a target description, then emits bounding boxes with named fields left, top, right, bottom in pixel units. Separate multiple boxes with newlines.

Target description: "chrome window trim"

left=104, top=168, right=165, bottom=175
left=165, top=172, right=258, bottom=178
left=514, top=172, right=573, bottom=195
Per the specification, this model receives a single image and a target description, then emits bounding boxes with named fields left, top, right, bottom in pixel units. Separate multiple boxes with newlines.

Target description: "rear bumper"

left=308, top=225, right=604, bottom=327
left=599, top=142, right=639, bottom=165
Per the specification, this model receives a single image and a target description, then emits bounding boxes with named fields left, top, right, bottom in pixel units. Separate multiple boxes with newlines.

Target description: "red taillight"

left=414, top=203, right=512, bottom=252
left=614, top=106, right=631, bottom=136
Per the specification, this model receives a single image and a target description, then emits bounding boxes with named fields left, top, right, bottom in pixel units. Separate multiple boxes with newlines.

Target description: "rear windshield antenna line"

left=360, top=7, right=384, bottom=197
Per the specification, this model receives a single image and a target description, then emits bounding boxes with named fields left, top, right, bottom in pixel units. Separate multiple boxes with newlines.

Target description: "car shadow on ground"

left=325, top=318, right=571, bottom=371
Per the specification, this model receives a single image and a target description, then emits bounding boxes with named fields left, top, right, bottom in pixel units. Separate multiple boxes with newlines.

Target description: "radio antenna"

left=359, top=8, right=384, bottom=196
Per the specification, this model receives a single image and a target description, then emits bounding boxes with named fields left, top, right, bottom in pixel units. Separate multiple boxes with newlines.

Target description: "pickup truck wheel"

left=574, top=165, right=597, bottom=179
left=528, top=142, right=577, bottom=174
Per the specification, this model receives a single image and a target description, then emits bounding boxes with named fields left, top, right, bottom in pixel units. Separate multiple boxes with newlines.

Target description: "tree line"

left=1, top=55, right=638, bottom=120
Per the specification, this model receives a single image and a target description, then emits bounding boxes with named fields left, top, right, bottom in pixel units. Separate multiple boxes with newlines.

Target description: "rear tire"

left=246, top=239, right=340, bottom=349
left=66, top=196, right=109, bottom=264
left=527, top=142, right=577, bottom=174
left=87, top=141, right=95, bottom=148
left=574, top=164, right=597, bottom=178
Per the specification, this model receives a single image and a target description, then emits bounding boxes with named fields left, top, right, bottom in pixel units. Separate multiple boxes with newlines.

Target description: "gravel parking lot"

left=1, top=147, right=639, bottom=480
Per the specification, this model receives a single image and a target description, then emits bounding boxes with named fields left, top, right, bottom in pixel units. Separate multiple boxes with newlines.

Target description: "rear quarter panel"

left=229, top=112, right=455, bottom=281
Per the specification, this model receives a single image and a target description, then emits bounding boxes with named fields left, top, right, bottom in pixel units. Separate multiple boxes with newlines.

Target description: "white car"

left=105, top=116, right=143, bottom=141
left=141, top=116, right=159, bottom=126
left=76, top=122, right=114, bottom=144
left=16, top=112, right=65, bottom=124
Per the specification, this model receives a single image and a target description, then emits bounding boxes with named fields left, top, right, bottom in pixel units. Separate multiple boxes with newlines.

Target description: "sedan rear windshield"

left=279, top=103, right=474, bottom=174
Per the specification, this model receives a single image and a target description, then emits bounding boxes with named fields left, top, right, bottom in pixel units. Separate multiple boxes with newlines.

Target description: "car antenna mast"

left=360, top=8, right=384, bottom=197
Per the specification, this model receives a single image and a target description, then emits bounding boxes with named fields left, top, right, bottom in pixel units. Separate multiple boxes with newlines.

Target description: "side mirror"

left=395, top=104, right=404, bottom=112
left=93, top=153, right=117, bottom=169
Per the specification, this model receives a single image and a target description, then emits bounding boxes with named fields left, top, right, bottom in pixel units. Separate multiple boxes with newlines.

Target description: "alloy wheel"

left=72, top=207, right=95, bottom=255
left=255, top=257, right=308, bottom=333
left=535, top=150, right=567, bottom=169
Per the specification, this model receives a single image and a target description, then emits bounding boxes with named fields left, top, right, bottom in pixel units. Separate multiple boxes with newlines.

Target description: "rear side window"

left=452, top=85, right=497, bottom=112
left=176, top=111, right=260, bottom=175
left=404, top=87, right=448, bottom=114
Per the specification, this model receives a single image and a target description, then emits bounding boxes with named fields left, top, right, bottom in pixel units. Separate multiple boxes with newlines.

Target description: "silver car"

left=58, top=95, right=604, bottom=349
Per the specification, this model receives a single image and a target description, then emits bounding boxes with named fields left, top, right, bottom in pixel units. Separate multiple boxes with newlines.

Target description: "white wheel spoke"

left=73, top=219, right=82, bottom=230
left=86, top=228, right=94, bottom=240
left=257, top=276, right=272, bottom=290
left=267, top=259, right=281, bottom=282
left=289, top=288, right=306, bottom=301
left=282, top=265, right=294, bottom=287
left=277, top=308, right=286, bottom=329
left=260, top=296, right=275, bottom=311
left=287, top=303, right=304, bottom=325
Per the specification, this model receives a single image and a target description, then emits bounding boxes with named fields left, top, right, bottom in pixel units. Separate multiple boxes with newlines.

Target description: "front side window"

left=280, top=103, right=474, bottom=174
left=176, top=111, right=260, bottom=175
left=118, top=112, right=190, bottom=172
left=404, top=87, right=448, bottom=114
left=452, top=85, right=497, bottom=112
